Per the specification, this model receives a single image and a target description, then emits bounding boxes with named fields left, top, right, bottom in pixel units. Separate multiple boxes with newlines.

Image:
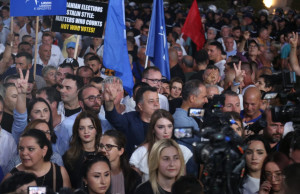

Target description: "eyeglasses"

left=265, top=172, right=283, bottom=181
left=145, top=78, right=162, bottom=84
left=84, top=95, right=102, bottom=102
left=99, top=143, right=119, bottom=151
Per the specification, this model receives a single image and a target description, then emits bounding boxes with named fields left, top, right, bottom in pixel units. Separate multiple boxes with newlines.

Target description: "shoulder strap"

left=52, top=163, right=56, bottom=191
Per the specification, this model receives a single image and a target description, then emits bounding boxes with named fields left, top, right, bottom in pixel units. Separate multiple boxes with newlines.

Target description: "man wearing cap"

left=66, top=42, right=84, bottom=67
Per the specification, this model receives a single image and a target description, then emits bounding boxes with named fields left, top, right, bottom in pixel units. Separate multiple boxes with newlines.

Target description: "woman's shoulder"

left=178, top=144, right=193, bottom=163
left=134, top=181, right=153, bottom=194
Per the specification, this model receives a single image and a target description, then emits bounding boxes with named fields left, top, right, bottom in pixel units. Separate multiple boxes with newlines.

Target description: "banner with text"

left=52, top=0, right=107, bottom=37
left=11, top=0, right=67, bottom=16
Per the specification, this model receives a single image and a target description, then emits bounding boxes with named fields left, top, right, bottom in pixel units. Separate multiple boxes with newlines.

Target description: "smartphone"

left=173, top=127, right=194, bottom=139
left=188, top=108, right=205, bottom=117
left=262, top=92, right=278, bottom=100
left=28, top=186, right=46, bottom=194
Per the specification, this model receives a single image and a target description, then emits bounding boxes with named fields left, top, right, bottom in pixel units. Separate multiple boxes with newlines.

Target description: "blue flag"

left=103, top=0, right=134, bottom=96
left=145, top=0, right=170, bottom=80
left=10, top=0, right=66, bottom=17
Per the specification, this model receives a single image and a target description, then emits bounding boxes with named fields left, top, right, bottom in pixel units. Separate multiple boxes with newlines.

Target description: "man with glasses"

left=263, top=108, right=285, bottom=152
left=141, top=66, right=169, bottom=111
left=57, top=84, right=112, bottom=155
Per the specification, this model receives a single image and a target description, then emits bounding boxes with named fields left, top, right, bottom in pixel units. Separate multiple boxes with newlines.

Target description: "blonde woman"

left=134, top=139, right=185, bottom=194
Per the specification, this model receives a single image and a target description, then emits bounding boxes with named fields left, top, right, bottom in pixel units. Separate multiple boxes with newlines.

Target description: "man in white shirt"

left=207, top=41, right=226, bottom=79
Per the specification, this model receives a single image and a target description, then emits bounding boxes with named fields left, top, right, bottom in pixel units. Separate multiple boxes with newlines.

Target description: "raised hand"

left=243, top=31, right=250, bottom=41
left=233, top=61, right=245, bottom=83
left=15, top=69, right=29, bottom=94
left=289, top=32, right=298, bottom=48
left=258, top=181, right=272, bottom=194
left=103, top=78, right=120, bottom=102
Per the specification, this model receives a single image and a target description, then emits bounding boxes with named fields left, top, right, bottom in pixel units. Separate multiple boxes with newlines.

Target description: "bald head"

left=243, top=87, right=262, bottom=119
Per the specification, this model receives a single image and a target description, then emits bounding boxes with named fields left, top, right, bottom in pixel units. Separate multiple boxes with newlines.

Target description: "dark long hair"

left=103, top=130, right=141, bottom=193
left=25, top=119, right=57, bottom=144
left=64, top=111, right=102, bottom=170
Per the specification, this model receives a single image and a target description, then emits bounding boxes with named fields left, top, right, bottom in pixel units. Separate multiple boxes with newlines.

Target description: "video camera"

left=174, top=94, right=246, bottom=194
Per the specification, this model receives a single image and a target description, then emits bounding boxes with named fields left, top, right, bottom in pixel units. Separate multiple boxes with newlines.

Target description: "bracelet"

left=233, top=80, right=240, bottom=86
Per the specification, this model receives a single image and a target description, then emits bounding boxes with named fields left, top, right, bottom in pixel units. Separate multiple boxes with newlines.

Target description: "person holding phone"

left=130, top=109, right=192, bottom=182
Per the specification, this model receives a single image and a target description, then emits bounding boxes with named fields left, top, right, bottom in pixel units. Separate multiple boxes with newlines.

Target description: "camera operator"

left=263, top=108, right=285, bottom=152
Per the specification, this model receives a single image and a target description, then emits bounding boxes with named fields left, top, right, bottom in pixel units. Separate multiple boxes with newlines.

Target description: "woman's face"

left=35, top=122, right=51, bottom=141
left=158, top=146, right=181, bottom=179
left=84, top=161, right=111, bottom=194
left=78, top=118, right=97, bottom=145
left=19, top=136, right=47, bottom=168
left=30, top=102, right=50, bottom=122
left=264, top=162, right=283, bottom=192
left=99, top=135, right=123, bottom=164
left=230, top=120, right=243, bottom=137
left=245, top=140, right=267, bottom=173
left=154, top=118, right=173, bottom=140
left=170, top=82, right=182, bottom=99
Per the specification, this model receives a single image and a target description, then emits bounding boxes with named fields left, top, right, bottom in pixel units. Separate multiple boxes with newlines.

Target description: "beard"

left=83, top=103, right=100, bottom=115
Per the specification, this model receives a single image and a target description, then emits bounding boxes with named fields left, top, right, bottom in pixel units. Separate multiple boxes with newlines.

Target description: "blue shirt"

left=240, top=109, right=264, bottom=124
left=132, top=61, right=144, bottom=82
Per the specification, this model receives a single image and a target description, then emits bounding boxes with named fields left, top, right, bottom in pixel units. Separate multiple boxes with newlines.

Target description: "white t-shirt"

left=129, top=144, right=193, bottom=182
left=241, top=175, right=260, bottom=194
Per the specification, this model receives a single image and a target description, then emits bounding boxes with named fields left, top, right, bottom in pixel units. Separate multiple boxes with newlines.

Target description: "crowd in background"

left=0, top=1, right=300, bottom=194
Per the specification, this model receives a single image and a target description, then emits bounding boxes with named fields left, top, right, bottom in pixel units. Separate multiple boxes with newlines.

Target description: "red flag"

left=182, top=0, right=205, bottom=51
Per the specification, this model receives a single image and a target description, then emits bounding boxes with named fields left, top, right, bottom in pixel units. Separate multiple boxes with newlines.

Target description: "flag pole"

left=74, top=35, right=80, bottom=59
left=144, top=8, right=153, bottom=69
left=33, top=16, right=39, bottom=81
left=10, top=17, right=14, bottom=47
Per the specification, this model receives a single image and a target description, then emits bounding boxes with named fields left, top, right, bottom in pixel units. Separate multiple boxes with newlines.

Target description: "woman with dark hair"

left=130, top=109, right=192, bottom=182
left=259, top=152, right=290, bottom=194
left=99, top=130, right=141, bottom=194
left=63, top=111, right=102, bottom=189
left=6, top=119, right=64, bottom=172
left=3, top=129, right=71, bottom=192
left=240, top=135, right=270, bottom=194
left=81, top=153, right=111, bottom=194
left=223, top=111, right=245, bottom=138
left=134, top=139, right=185, bottom=194
left=0, top=171, right=37, bottom=194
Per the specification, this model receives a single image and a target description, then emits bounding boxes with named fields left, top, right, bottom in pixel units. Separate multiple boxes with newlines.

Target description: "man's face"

left=60, top=79, right=78, bottom=103
left=193, top=86, right=208, bottom=108
left=221, top=27, right=231, bottom=37
left=222, top=95, right=241, bottom=113
left=19, top=44, right=33, bottom=55
left=207, top=45, right=220, bottom=62
left=1, top=9, right=9, bottom=18
left=66, top=47, right=75, bottom=58
left=248, top=43, right=259, bottom=56
left=243, top=92, right=261, bottom=118
left=141, top=28, right=149, bottom=36
left=23, top=36, right=34, bottom=46
left=207, top=29, right=216, bottom=40
left=15, top=56, right=30, bottom=72
left=142, top=70, right=162, bottom=91
left=92, top=37, right=102, bottom=47
left=78, top=69, right=94, bottom=85
left=56, top=67, right=73, bottom=84
left=39, top=45, right=51, bottom=61
left=44, top=69, right=57, bottom=86
left=159, top=82, right=170, bottom=97
left=80, top=87, right=102, bottom=114
left=42, top=36, right=53, bottom=46
left=138, top=91, right=160, bottom=117
left=203, top=69, right=220, bottom=85
left=4, top=86, right=18, bottom=113
left=264, top=110, right=284, bottom=143
left=87, top=60, right=101, bottom=75
left=224, top=38, right=234, bottom=51
left=259, top=29, right=269, bottom=40
left=232, top=29, right=241, bottom=39
left=206, top=87, right=219, bottom=99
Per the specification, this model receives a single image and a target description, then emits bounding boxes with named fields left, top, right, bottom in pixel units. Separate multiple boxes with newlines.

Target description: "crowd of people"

left=0, top=0, right=300, bottom=194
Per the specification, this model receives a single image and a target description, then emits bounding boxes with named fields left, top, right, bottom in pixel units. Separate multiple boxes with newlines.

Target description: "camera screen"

left=28, top=186, right=46, bottom=194
left=263, top=92, right=278, bottom=100
left=174, top=127, right=193, bottom=139
left=188, top=108, right=205, bottom=117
